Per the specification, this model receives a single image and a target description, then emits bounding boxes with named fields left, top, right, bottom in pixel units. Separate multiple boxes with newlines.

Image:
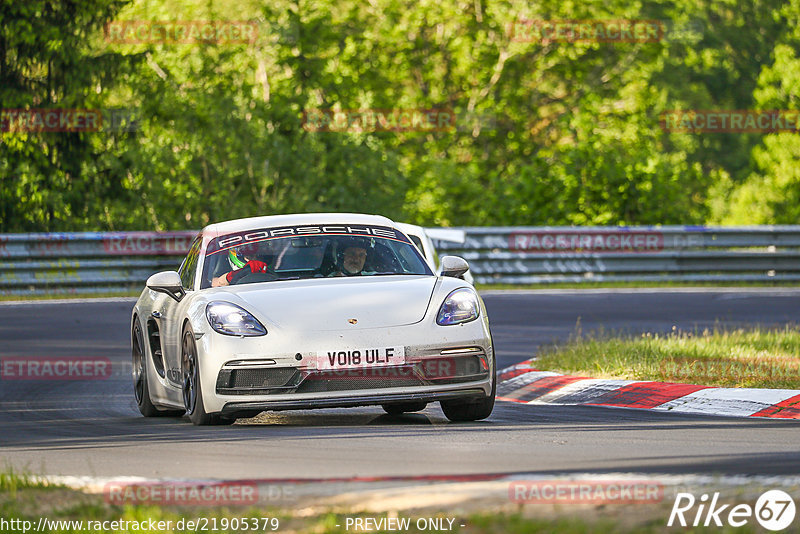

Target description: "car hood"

left=222, top=275, right=438, bottom=331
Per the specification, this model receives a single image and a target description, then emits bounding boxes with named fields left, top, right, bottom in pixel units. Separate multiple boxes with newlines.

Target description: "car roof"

left=395, top=222, right=424, bottom=236
left=202, top=212, right=397, bottom=235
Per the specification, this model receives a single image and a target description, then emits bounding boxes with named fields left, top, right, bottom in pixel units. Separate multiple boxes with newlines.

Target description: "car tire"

left=181, top=325, right=235, bottom=426
left=381, top=402, right=427, bottom=415
left=133, top=320, right=184, bottom=418
left=440, top=348, right=496, bottom=422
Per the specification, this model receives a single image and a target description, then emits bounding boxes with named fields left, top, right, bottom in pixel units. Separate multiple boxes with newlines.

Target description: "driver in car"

left=329, top=240, right=372, bottom=277
left=212, top=244, right=269, bottom=287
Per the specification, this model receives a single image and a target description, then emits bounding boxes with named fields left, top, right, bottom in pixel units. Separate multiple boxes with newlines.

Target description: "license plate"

left=316, top=346, right=405, bottom=370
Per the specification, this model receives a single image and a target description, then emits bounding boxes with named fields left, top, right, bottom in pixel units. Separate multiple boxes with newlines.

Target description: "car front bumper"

left=194, top=315, right=494, bottom=415
left=220, top=387, right=488, bottom=417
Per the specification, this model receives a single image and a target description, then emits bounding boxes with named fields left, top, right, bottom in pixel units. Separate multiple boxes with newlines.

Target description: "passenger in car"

left=211, top=244, right=270, bottom=287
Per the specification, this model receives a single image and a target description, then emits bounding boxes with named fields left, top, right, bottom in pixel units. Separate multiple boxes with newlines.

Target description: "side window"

left=178, top=236, right=202, bottom=290
left=408, top=234, right=437, bottom=269
left=409, top=235, right=424, bottom=253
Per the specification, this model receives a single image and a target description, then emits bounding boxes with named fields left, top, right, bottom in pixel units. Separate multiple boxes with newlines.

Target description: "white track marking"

left=652, top=388, right=800, bottom=417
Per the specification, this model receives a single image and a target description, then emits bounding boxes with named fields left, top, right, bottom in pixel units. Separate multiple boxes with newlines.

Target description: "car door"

left=161, top=235, right=202, bottom=388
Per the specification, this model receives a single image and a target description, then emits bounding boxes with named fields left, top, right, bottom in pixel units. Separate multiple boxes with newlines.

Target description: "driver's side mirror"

left=440, top=255, right=470, bottom=279
left=146, top=271, right=185, bottom=302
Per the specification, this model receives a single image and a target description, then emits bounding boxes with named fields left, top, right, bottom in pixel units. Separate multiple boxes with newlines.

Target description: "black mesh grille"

left=234, top=367, right=297, bottom=388
left=296, top=367, right=423, bottom=393
left=419, top=354, right=488, bottom=382
left=217, top=353, right=489, bottom=396
left=216, top=367, right=299, bottom=393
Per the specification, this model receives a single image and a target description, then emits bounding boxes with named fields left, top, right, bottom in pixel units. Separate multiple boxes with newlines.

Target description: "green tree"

left=0, top=0, right=137, bottom=231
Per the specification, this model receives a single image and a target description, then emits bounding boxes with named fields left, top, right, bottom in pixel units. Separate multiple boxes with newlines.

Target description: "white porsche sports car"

left=131, top=213, right=495, bottom=425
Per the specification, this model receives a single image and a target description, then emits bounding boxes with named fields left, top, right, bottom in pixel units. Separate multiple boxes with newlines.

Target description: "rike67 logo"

left=668, top=490, right=796, bottom=531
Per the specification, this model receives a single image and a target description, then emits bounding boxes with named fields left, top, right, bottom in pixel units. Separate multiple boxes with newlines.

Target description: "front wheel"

left=440, top=351, right=496, bottom=422
left=133, top=320, right=184, bottom=418
left=182, top=325, right=234, bottom=426
left=381, top=402, right=427, bottom=415
left=440, top=394, right=495, bottom=422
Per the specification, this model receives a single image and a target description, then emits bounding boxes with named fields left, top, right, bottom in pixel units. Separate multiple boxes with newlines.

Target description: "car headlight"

left=436, top=288, right=480, bottom=326
left=206, top=301, right=267, bottom=336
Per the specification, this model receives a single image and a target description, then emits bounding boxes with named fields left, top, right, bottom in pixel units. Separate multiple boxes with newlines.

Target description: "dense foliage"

left=1, top=0, right=798, bottom=231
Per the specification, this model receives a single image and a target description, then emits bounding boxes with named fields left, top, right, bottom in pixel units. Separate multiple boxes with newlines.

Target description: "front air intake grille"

left=216, top=367, right=300, bottom=394
left=295, top=367, right=423, bottom=393
left=217, top=352, right=489, bottom=396
left=146, top=319, right=165, bottom=378
left=232, top=368, right=298, bottom=388
left=419, top=354, right=488, bottom=383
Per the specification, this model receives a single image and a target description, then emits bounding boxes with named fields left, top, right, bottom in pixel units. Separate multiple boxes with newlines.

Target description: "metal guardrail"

left=1, top=226, right=799, bottom=295
left=435, top=226, right=800, bottom=285
left=0, top=232, right=194, bottom=295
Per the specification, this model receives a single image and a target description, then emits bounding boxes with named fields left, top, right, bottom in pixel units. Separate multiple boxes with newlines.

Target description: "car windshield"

left=200, top=224, right=433, bottom=288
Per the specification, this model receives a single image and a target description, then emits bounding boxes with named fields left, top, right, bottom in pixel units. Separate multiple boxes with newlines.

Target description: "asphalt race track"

left=0, top=289, right=799, bottom=480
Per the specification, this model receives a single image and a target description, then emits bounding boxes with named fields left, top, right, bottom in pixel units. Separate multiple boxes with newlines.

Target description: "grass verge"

left=0, top=291, right=139, bottom=302
left=0, top=467, right=50, bottom=493
left=534, top=325, right=800, bottom=389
